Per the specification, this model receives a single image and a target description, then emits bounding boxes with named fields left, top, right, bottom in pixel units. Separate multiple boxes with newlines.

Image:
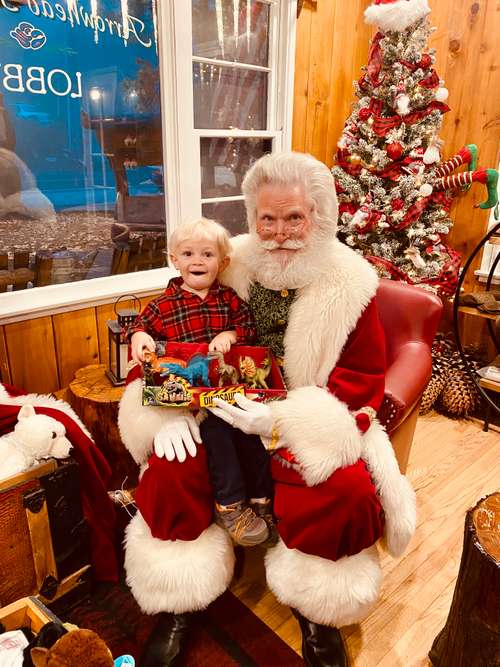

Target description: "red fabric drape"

left=0, top=389, right=118, bottom=582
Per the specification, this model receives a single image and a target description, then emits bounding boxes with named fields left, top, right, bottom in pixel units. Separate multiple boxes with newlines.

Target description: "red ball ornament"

left=358, top=107, right=371, bottom=121
left=386, top=142, right=404, bottom=160
left=419, top=54, right=432, bottom=69
left=391, top=198, right=405, bottom=211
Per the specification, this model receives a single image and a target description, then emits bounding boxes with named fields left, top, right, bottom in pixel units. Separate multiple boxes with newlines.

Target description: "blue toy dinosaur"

left=160, top=354, right=213, bottom=387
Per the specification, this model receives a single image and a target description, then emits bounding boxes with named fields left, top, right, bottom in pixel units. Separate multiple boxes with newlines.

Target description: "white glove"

left=153, top=414, right=201, bottom=462
left=210, top=393, right=274, bottom=438
left=131, top=331, right=155, bottom=363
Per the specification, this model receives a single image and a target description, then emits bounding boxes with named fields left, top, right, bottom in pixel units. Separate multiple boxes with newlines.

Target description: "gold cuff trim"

left=268, top=425, right=280, bottom=453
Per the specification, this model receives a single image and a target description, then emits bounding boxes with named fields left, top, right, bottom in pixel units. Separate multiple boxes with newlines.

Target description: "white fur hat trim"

left=365, top=0, right=430, bottom=33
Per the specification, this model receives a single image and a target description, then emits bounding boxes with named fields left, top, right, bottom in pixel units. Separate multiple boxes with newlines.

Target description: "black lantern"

left=106, top=294, right=141, bottom=386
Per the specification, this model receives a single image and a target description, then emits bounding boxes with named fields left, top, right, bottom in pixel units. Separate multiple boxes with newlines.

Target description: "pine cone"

left=420, top=371, right=448, bottom=414
left=438, top=368, right=482, bottom=418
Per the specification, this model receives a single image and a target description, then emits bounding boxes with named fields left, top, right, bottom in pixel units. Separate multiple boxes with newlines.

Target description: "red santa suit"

left=118, top=234, right=416, bottom=627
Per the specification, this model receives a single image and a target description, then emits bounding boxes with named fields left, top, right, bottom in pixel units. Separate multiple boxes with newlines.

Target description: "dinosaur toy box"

left=141, top=342, right=286, bottom=409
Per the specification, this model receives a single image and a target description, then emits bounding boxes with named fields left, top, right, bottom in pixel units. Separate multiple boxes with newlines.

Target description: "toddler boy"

left=129, top=218, right=273, bottom=546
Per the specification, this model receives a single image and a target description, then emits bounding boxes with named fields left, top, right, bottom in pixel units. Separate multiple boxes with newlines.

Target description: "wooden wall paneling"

left=303, top=1, right=337, bottom=161
left=324, top=1, right=372, bottom=168
left=291, top=1, right=313, bottom=153
left=96, top=302, right=116, bottom=368
left=428, top=0, right=500, bottom=292
left=95, top=294, right=159, bottom=369
left=0, top=325, right=12, bottom=385
left=5, top=317, right=58, bottom=394
left=53, top=308, right=100, bottom=389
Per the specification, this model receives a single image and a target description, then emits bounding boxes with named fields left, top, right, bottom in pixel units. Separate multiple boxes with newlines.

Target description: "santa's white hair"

left=241, top=151, right=338, bottom=239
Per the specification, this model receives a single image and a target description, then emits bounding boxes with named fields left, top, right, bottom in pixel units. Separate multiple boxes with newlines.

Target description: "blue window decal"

left=0, top=0, right=166, bottom=289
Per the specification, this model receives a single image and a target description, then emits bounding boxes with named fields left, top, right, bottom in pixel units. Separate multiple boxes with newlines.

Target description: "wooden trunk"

left=0, top=596, right=60, bottom=635
left=0, top=459, right=91, bottom=613
left=68, top=364, right=138, bottom=489
left=429, top=492, right=500, bottom=666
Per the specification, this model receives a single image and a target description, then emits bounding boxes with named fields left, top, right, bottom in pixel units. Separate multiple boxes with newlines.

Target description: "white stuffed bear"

left=0, top=404, right=73, bottom=481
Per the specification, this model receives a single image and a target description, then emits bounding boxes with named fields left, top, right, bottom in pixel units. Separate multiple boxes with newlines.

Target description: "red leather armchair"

left=376, top=279, right=443, bottom=473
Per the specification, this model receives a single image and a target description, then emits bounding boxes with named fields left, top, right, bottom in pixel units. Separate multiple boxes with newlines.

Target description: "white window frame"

left=0, top=0, right=297, bottom=324
left=475, top=160, right=500, bottom=285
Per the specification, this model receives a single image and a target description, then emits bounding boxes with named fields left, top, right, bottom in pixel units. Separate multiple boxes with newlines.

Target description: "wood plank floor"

left=231, top=413, right=500, bottom=666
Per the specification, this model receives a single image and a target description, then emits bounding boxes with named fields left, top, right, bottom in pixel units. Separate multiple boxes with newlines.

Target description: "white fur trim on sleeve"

left=270, top=386, right=362, bottom=486
left=365, top=0, right=430, bottom=33
left=265, top=540, right=381, bottom=627
left=125, top=513, right=234, bottom=614
left=361, top=420, right=416, bottom=557
left=118, top=379, right=191, bottom=466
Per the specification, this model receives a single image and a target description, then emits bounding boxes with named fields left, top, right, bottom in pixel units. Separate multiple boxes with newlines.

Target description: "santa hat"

left=365, top=0, right=430, bottom=33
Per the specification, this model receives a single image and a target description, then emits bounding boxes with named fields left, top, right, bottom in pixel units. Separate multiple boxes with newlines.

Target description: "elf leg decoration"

left=433, top=144, right=478, bottom=178
left=434, top=168, right=499, bottom=209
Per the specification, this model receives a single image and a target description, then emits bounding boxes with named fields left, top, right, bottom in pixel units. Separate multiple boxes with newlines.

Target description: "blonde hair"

left=242, top=151, right=338, bottom=238
left=169, top=217, right=231, bottom=258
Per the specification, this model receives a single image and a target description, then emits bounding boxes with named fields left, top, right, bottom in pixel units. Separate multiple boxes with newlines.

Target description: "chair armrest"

left=378, top=341, right=432, bottom=433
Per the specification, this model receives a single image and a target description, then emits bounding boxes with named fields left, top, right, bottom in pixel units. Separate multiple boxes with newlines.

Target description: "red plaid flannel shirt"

left=127, top=276, right=256, bottom=345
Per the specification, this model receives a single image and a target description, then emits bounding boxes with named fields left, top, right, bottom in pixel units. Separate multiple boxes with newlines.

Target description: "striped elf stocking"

left=434, top=168, right=499, bottom=209
left=434, top=144, right=478, bottom=178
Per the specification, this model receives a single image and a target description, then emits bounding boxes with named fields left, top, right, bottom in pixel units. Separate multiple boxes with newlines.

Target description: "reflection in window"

left=192, top=0, right=270, bottom=67
left=193, top=63, right=267, bottom=131
left=0, top=0, right=166, bottom=291
left=201, top=137, right=272, bottom=198
left=202, top=199, right=247, bottom=237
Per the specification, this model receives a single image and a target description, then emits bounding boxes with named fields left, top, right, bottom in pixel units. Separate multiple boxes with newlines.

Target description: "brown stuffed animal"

left=30, top=628, right=114, bottom=667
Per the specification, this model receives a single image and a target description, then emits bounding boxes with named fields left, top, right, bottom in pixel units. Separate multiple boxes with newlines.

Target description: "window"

left=0, top=0, right=296, bottom=316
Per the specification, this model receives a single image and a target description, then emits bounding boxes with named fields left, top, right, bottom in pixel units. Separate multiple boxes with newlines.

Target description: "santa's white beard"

left=245, top=232, right=334, bottom=291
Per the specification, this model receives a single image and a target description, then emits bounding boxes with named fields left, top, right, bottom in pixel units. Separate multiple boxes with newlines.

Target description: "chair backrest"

left=376, top=279, right=443, bottom=366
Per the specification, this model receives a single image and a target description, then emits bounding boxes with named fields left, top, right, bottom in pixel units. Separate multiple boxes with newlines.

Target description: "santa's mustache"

left=260, top=239, right=306, bottom=250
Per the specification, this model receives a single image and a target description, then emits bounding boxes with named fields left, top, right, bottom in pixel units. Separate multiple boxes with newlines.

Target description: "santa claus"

left=118, top=152, right=416, bottom=667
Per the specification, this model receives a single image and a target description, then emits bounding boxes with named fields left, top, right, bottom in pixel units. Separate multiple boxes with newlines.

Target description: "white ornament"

left=395, top=93, right=411, bottom=116
left=405, top=246, right=426, bottom=269
left=337, top=135, right=349, bottom=149
left=351, top=209, right=369, bottom=228
left=423, top=145, right=440, bottom=164
left=435, top=87, right=449, bottom=102
left=419, top=183, right=434, bottom=197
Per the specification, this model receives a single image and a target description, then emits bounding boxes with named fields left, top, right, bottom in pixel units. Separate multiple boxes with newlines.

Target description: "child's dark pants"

left=200, top=412, right=273, bottom=505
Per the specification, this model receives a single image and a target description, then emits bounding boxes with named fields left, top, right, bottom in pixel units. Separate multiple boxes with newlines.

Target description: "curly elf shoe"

left=140, top=612, right=193, bottom=667
left=292, top=608, right=348, bottom=667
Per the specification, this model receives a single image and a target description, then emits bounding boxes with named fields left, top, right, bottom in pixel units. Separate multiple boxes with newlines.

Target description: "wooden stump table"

left=429, top=492, right=500, bottom=666
left=68, top=364, right=138, bottom=490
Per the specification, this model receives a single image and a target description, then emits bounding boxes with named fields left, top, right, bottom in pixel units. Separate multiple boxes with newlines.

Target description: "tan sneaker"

left=215, top=501, right=269, bottom=546
left=250, top=498, right=279, bottom=546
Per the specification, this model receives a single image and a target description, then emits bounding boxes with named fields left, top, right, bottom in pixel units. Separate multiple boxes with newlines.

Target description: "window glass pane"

left=202, top=199, right=247, bottom=236
left=0, top=0, right=166, bottom=291
left=193, top=63, right=267, bottom=130
left=201, top=137, right=271, bottom=198
left=192, top=0, right=270, bottom=67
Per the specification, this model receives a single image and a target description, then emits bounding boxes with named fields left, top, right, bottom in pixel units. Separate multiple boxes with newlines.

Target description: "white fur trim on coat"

left=0, top=383, right=93, bottom=440
left=222, top=236, right=379, bottom=389
left=270, top=386, right=361, bottom=486
left=361, top=420, right=416, bottom=557
left=124, top=513, right=235, bottom=615
left=118, top=379, right=191, bottom=465
left=265, top=540, right=381, bottom=627
left=365, top=0, right=430, bottom=33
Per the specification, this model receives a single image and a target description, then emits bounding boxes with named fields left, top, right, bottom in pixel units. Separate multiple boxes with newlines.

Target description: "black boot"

left=140, top=612, right=193, bottom=667
left=292, top=609, right=348, bottom=667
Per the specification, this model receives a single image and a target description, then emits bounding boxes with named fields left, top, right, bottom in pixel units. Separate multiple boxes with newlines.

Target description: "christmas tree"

left=333, top=0, right=498, bottom=296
